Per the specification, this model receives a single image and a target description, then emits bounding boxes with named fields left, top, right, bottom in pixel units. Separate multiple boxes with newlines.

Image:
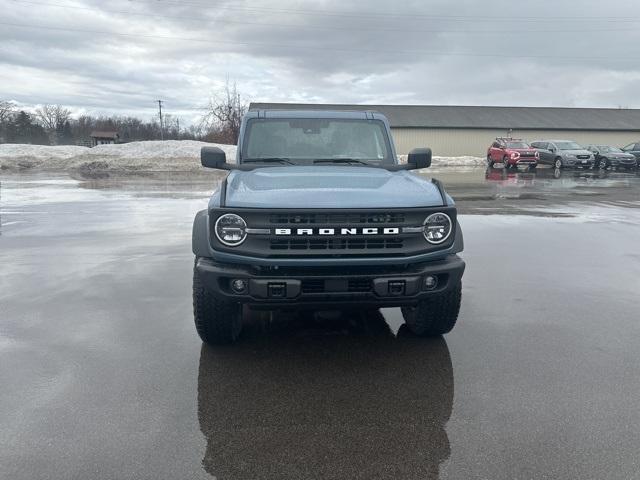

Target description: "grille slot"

left=270, top=238, right=404, bottom=251
left=301, top=279, right=325, bottom=293
left=300, top=279, right=373, bottom=293
left=348, top=279, right=372, bottom=292
left=270, top=213, right=405, bottom=224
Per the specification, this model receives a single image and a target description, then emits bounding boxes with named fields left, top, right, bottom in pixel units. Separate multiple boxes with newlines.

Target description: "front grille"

left=577, top=155, right=591, bottom=159
left=270, top=212, right=406, bottom=224
left=270, top=238, right=404, bottom=251
left=301, top=278, right=373, bottom=293
left=520, top=152, right=535, bottom=157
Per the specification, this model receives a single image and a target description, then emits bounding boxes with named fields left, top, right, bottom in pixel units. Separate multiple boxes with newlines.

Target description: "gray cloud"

left=1, top=0, right=639, bottom=124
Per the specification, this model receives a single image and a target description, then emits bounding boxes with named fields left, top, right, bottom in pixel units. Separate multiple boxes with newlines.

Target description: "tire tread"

left=401, top=283, right=462, bottom=336
left=193, top=259, right=241, bottom=344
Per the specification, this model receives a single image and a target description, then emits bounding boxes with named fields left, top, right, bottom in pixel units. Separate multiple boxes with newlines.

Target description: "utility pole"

left=157, top=100, right=164, bottom=140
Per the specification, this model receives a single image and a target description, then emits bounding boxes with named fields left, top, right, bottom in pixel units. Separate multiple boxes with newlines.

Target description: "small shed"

left=90, top=131, right=119, bottom=147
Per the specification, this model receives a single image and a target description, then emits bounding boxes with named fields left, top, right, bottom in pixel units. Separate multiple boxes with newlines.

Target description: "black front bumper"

left=195, top=255, right=465, bottom=308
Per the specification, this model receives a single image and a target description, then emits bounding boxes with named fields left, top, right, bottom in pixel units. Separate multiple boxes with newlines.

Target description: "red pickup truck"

left=487, top=138, right=539, bottom=169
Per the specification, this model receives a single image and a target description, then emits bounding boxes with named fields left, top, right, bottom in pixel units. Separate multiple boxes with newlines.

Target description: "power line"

left=9, top=0, right=640, bottom=33
left=0, top=21, right=636, bottom=62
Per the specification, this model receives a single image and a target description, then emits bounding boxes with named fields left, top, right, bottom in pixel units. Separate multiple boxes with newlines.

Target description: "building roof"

left=249, top=103, right=640, bottom=131
left=245, top=109, right=383, bottom=120
left=90, top=131, right=119, bottom=138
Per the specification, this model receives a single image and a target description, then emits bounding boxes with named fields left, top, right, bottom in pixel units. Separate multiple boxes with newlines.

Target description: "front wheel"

left=401, top=283, right=462, bottom=336
left=503, top=156, right=511, bottom=169
left=487, top=154, right=494, bottom=167
left=599, top=157, right=608, bottom=169
left=554, top=157, right=563, bottom=169
left=193, top=259, right=243, bottom=345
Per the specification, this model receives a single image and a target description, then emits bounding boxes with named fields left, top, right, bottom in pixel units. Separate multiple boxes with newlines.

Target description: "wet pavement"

left=1, top=166, right=640, bottom=479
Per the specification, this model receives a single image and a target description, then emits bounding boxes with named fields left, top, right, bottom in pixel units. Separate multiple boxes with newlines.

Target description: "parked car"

left=586, top=145, right=637, bottom=170
left=486, top=138, right=538, bottom=169
left=621, top=142, right=640, bottom=162
left=530, top=140, right=594, bottom=169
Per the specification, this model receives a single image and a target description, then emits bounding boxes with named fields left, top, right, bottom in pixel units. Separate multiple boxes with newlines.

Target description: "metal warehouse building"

left=249, top=103, right=640, bottom=157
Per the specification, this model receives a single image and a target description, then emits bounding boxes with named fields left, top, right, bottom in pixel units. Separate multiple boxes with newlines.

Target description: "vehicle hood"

left=560, top=149, right=592, bottom=156
left=609, top=153, right=636, bottom=159
left=218, top=166, right=446, bottom=209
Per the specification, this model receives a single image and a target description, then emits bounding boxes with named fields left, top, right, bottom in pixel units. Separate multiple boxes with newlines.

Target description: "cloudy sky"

left=1, top=0, right=639, bottom=124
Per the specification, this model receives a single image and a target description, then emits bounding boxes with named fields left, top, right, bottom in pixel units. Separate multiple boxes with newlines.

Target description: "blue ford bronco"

left=192, top=110, right=465, bottom=344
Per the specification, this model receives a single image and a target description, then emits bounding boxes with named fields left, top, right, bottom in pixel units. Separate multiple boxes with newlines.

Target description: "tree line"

left=0, top=83, right=248, bottom=146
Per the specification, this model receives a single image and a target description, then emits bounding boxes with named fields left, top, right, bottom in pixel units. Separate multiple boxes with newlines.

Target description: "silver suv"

left=530, top=140, right=594, bottom=169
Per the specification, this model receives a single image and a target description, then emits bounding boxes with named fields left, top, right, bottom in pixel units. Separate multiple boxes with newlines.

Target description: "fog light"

left=231, top=279, right=247, bottom=294
left=424, top=275, right=438, bottom=290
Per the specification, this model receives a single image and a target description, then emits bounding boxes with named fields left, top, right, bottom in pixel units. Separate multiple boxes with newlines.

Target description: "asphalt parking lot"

left=1, top=167, right=640, bottom=479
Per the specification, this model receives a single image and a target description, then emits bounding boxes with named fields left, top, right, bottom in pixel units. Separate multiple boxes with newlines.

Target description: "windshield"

left=242, top=118, right=393, bottom=165
left=599, top=146, right=623, bottom=153
left=555, top=141, right=583, bottom=150
left=506, top=141, right=530, bottom=149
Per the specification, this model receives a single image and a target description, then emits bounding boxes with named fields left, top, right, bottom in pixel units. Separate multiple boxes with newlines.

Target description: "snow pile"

left=398, top=154, right=486, bottom=167
left=0, top=141, right=237, bottom=172
left=86, top=140, right=236, bottom=160
left=0, top=143, right=89, bottom=169
left=69, top=140, right=238, bottom=172
left=432, top=155, right=485, bottom=167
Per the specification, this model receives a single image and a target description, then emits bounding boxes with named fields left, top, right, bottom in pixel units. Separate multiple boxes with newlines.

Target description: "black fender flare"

left=452, top=220, right=464, bottom=254
left=192, top=209, right=212, bottom=258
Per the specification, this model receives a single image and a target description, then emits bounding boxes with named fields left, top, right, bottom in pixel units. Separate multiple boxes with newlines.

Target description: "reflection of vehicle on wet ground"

left=486, top=137, right=538, bottom=169
left=485, top=167, right=536, bottom=185
left=531, top=140, right=595, bottom=169
left=483, top=165, right=640, bottom=188
left=586, top=144, right=638, bottom=170
left=197, top=309, right=453, bottom=479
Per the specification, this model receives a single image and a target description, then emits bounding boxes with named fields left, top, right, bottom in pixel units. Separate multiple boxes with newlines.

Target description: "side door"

left=545, top=142, right=559, bottom=164
left=587, top=146, right=602, bottom=165
left=532, top=142, right=550, bottom=164
left=489, top=141, right=502, bottom=161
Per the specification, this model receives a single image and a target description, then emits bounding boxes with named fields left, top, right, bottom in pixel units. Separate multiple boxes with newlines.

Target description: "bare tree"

left=200, top=80, right=248, bottom=144
left=0, top=100, right=16, bottom=123
left=35, top=104, right=72, bottom=131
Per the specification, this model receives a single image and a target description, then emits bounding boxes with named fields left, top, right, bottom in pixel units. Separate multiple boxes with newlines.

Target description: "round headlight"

left=423, top=213, right=453, bottom=245
left=215, top=213, right=247, bottom=246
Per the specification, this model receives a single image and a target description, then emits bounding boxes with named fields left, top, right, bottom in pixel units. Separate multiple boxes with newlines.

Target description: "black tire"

left=599, top=157, right=608, bottom=169
left=503, top=156, right=510, bottom=169
left=401, top=283, right=462, bottom=336
left=487, top=154, right=494, bottom=167
left=554, top=157, right=563, bottom=169
left=193, top=259, right=243, bottom=345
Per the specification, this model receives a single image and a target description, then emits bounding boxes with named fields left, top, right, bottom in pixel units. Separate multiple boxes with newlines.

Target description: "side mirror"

left=201, top=147, right=232, bottom=170
left=407, top=148, right=432, bottom=170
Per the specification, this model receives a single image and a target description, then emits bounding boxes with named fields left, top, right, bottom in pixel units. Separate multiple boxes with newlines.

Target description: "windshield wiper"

left=244, top=157, right=295, bottom=165
left=313, top=158, right=371, bottom=166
